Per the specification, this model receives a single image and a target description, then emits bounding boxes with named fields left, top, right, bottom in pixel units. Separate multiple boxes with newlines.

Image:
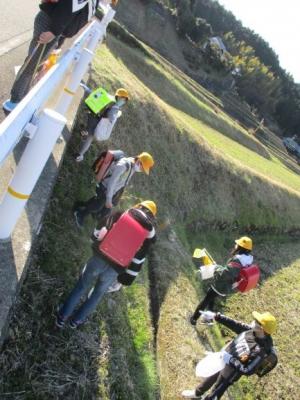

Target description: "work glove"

left=200, top=310, right=216, bottom=322
left=92, top=227, right=108, bottom=241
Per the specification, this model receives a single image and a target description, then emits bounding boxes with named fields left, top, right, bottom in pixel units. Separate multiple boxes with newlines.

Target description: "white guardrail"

left=0, top=3, right=116, bottom=240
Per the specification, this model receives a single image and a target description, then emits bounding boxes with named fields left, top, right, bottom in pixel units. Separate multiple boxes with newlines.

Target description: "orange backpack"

left=92, top=150, right=124, bottom=183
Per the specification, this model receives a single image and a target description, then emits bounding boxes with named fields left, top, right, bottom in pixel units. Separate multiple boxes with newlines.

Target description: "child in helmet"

left=182, top=311, right=277, bottom=399
left=75, top=85, right=130, bottom=162
left=190, top=237, right=254, bottom=325
left=56, top=201, right=157, bottom=329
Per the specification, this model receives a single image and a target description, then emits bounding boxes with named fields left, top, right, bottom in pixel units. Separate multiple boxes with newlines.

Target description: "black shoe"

left=74, top=153, right=84, bottom=162
left=74, top=211, right=84, bottom=228
left=55, top=314, right=66, bottom=329
left=190, top=315, right=198, bottom=326
left=69, top=319, right=84, bottom=329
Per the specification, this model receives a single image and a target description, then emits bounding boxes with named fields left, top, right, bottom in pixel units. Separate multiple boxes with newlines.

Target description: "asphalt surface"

left=0, top=0, right=39, bottom=122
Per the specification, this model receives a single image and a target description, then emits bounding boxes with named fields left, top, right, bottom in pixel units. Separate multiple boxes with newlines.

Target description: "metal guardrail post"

left=0, top=109, right=66, bottom=240
left=0, top=7, right=117, bottom=239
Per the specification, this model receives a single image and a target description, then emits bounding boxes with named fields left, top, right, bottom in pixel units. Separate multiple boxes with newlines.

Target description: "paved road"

left=0, top=0, right=39, bottom=122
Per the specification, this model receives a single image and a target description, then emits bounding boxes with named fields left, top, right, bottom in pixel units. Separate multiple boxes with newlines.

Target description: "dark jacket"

left=92, top=208, right=156, bottom=284
left=40, top=0, right=99, bottom=37
left=212, top=253, right=253, bottom=295
left=216, top=313, right=274, bottom=375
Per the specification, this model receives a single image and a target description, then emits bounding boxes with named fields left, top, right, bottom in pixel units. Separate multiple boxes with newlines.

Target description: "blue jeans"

left=59, top=255, right=118, bottom=324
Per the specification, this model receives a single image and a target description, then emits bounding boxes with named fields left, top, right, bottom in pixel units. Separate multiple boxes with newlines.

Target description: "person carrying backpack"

left=75, top=86, right=130, bottom=162
left=182, top=311, right=277, bottom=399
left=190, top=237, right=258, bottom=325
left=73, top=150, right=154, bottom=227
left=56, top=200, right=157, bottom=329
left=3, top=0, right=100, bottom=113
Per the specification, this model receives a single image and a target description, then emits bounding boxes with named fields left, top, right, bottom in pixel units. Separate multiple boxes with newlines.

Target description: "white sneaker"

left=75, top=154, right=84, bottom=162
left=107, top=282, right=122, bottom=293
left=200, top=314, right=214, bottom=326
left=181, top=389, right=201, bottom=398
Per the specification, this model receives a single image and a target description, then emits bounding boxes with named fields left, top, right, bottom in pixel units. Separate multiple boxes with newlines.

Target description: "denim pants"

left=59, top=255, right=119, bottom=324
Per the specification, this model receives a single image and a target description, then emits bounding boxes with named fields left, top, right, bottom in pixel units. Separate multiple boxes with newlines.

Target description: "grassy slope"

left=1, top=33, right=300, bottom=400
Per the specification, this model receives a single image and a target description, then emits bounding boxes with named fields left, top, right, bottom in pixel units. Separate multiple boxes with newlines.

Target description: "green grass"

left=1, top=29, right=300, bottom=400
left=173, top=109, right=300, bottom=193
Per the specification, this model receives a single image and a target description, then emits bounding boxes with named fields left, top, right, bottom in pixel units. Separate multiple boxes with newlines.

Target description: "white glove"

left=201, top=310, right=216, bottom=322
left=93, top=227, right=108, bottom=241
left=222, top=351, right=232, bottom=365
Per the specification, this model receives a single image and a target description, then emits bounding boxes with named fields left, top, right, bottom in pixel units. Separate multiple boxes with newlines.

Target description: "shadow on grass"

left=0, top=130, right=159, bottom=400
left=101, top=288, right=159, bottom=400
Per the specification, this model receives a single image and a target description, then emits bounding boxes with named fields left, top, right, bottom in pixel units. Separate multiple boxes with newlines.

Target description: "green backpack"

left=85, top=88, right=116, bottom=115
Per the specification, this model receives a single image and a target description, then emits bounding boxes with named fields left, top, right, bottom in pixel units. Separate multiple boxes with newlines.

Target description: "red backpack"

left=99, top=212, right=149, bottom=267
left=234, top=264, right=260, bottom=293
left=92, top=150, right=124, bottom=183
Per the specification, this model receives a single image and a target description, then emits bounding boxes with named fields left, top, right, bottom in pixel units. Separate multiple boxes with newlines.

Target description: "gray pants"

left=11, top=11, right=58, bottom=102
left=78, top=112, right=100, bottom=157
left=196, top=365, right=240, bottom=399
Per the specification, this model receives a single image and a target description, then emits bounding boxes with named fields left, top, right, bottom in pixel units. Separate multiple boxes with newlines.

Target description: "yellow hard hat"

left=137, top=152, right=154, bottom=175
left=115, top=88, right=129, bottom=99
left=137, top=200, right=157, bottom=216
left=252, top=311, right=277, bottom=335
left=235, top=236, right=253, bottom=251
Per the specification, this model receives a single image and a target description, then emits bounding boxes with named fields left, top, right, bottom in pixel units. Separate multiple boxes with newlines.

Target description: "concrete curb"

left=0, top=83, right=84, bottom=348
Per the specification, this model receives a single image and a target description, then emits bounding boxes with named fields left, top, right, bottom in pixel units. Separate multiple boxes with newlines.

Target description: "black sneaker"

left=74, top=211, right=84, bottom=228
left=69, top=319, right=80, bottom=329
left=55, top=314, right=66, bottom=329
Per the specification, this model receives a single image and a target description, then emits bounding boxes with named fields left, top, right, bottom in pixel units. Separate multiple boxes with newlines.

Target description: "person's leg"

left=10, top=11, right=57, bottom=103
left=204, top=366, right=240, bottom=399
left=190, top=287, right=219, bottom=324
left=78, top=134, right=94, bottom=157
left=70, top=261, right=118, bottom=324
left=195, top=372, right=220, bottom=397
left=74, top=185, right=106, bottom=224
left=58, top=256, right=102, bottom=320
left=76, top=114, right=99, bottom=159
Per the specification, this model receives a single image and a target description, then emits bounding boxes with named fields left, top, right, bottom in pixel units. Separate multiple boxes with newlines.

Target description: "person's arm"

left=80, top=82, right=92, bottom=94
left=105, top=106, right=120, bottom=123
left=105, top=162, right=128, bottom=207
left=215, top=313, right=252, bottom=334
left=118, top=234, right=156, bottom=286
left=92, top=212, right=121, bottom=242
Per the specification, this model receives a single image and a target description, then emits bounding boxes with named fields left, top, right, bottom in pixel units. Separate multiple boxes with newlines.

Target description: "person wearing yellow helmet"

left=56, top=201, right=157, bottom=329
left=73, top=150, right=154, bottom=227
left=182, top=311, right=277, bottom=399
left=75, top=85, right=130, bottom=162
left=190, top=236, right=256, bottom=326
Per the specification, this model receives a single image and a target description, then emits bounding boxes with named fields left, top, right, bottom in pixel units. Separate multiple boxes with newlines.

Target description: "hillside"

left=0, top=28, right=300, bottom=400
left=116, top=0, right=300, bottom=138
